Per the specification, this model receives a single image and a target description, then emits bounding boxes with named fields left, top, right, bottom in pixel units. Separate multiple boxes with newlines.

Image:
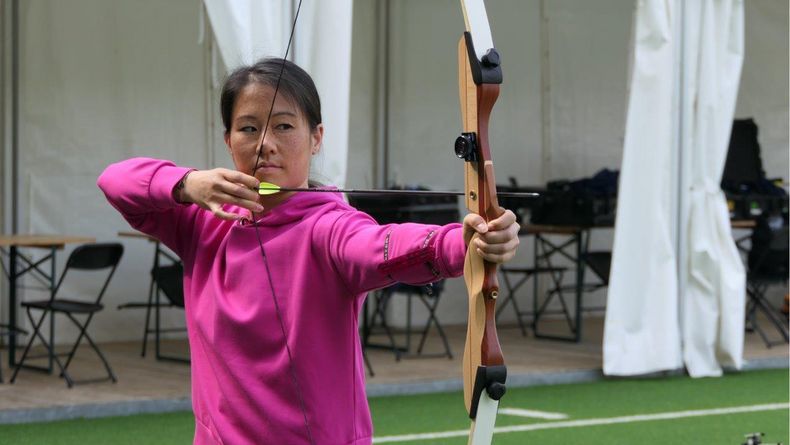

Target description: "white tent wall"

left=736, top=0, right=789, bottom=180
left=9, top=0, right=210, bottom=343
left=347, top=0, right=379, bottom=189
left=542, top=0, right=632, bottom=181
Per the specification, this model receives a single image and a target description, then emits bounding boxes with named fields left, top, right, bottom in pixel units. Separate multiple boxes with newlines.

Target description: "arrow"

left=257, top=182, right=539, bottom=198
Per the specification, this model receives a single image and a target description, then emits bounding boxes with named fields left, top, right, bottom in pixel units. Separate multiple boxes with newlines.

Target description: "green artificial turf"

left=0, top=368, right=786, bottom=444
left=0, top=411, right=195, bottom=445
left=370, top=368, right=789, bottom=444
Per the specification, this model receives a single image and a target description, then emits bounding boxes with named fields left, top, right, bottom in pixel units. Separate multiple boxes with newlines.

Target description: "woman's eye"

left=275, top=123, right=294, bottom=131
left=240, top=126, right=257, bottom=133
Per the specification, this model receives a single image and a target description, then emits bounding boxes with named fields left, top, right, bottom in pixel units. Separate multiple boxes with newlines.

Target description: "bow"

left=456, top=1, right=506, bottom=444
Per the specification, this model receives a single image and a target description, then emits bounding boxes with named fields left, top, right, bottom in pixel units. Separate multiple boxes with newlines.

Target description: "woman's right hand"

left=176, top=168, right=263, bottom=220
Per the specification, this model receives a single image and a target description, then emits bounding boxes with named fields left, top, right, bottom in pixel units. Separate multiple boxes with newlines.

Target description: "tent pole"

left=539, top=0, right=551, bottom=184
left=0, top=0, right=5, bottom=236
left=374, top=0, right=390, bottom=188
left=10, top=0, right=18, bottom=234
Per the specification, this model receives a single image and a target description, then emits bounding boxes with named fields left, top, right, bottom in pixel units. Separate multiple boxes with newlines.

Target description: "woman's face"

left=225, top=82, right=323, bottom=190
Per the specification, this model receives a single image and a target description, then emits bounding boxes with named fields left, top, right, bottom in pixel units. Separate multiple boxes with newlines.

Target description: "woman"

left=98, top=58, right=520, bottom=445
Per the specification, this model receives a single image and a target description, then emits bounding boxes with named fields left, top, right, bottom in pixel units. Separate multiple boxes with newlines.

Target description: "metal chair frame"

left=745, top=223, right=789, bottom=347
left=364, top=282, right=453, bottom=361
left=497, top=266, right=568, bottom=336
left=11, top=243, right=123, bottom=387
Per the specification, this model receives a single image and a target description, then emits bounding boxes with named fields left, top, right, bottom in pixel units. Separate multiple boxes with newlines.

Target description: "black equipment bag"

left=722, top=118, right=788, bottom=220
left=748, top=213, right=789, bottom=279
left=530, top=169, right=618, bottom=227
left=496, top=178, right=543, bottom=224
left=348, top=186, right=459, bottom=226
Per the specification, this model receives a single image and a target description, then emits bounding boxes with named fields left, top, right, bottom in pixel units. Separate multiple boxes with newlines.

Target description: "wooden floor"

left=0, top=316, right=786, bottom=422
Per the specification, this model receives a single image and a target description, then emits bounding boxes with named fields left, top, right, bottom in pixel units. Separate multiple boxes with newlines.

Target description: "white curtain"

left=14, top=0, right=209, bottom=342
left=201, top=0, right=288, bottom=70
left=202, top=0, right=353, bottom=187
left=605, top=0, right=746, bottom=377
left=603, top=0, right=682, bottom=376
left=681, top=0, right=745, bottom=377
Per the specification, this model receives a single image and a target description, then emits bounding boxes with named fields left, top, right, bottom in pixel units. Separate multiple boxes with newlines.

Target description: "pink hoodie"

left=98, top=158, right=466, bottom=445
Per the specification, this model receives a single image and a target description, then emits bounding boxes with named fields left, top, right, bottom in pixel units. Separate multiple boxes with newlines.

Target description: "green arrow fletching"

left=258, top=182, right=282, bottom=195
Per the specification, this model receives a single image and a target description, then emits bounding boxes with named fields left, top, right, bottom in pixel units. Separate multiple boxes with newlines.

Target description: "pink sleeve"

left=324, top=211, right=467, bottom=294
left=97, top=157, right=198, bottom=257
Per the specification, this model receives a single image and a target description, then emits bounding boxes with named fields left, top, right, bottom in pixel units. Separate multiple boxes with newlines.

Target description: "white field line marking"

left=498, top=408, right=569, bottom=420
left=372, top=402, right=789, bottom=443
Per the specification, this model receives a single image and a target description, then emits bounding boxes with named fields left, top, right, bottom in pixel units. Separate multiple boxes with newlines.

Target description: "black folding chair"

left=497, top=266, right=568, bottom=336
left=745, top=216, right=789, bottom=347
left=583, top=251, right=611, bottom=290
left=365, top=281, right=453, bottom=361
left=0, top=324, right=27, bottom=383
left=11, top=243, right=123, bottom=387
left=116, top=240, right=181, bottom=359
left=350, top=186, right=458, bottom=362
left=150, top=263, right=189, bottom=363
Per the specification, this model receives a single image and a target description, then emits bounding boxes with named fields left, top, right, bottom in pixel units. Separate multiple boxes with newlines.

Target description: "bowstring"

left=250, top=1, right=315, bottom=444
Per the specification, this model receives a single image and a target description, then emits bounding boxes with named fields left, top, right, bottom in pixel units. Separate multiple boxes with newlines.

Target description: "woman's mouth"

left=256, top=163, right=282, bottom=173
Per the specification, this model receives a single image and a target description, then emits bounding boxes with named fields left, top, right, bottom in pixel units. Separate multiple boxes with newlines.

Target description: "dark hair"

left=220, top=58, right=322, bottom=134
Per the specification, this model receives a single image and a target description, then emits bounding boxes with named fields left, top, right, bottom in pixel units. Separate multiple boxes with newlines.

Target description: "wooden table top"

left=523, top=220, right=756, bottom=235
left=117, top=231, right=159, bottom=242
left=731, top=219, right=757, bottom=229
left=0, top=234, right=95, bottom=248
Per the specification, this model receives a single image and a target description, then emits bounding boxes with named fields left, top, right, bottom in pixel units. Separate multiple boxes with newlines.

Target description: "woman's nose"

left=258, top=133, right=276, bottom=154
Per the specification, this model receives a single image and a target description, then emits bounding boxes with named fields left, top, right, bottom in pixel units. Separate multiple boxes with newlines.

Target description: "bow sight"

left=455, top=132, right=478, bottom=162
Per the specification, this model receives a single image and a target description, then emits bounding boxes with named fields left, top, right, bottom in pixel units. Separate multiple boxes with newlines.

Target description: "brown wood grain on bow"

left=476, top=85, right=505, bottom=370
left=476, top=91, right=505, bottom=368
left=458, top=34, right=505, bottom=417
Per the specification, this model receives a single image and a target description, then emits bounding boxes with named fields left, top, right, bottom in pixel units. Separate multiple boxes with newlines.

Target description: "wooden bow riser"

left=474, top=84, right=505, bottom=370
left=458, top=31, right=506, bottom=439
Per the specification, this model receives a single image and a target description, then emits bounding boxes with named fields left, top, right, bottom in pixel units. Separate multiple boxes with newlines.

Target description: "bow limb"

left=457, top=1, right=506, bottom=444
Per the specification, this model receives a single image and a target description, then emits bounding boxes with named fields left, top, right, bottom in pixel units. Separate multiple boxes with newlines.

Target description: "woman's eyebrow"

left=271, top=110, right=297, bottom=118
left=234, top=111, right=296, bottom=123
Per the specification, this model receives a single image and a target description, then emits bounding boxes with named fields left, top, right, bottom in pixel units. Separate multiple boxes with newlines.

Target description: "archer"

left=98, top=58, right=520, bottom=444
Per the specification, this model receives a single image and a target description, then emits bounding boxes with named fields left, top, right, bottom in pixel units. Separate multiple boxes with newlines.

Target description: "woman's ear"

left=311, top=124, right=324, bottom=155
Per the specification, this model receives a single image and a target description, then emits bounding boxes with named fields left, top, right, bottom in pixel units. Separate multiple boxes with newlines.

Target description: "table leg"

left=48, top=247, right=56, bottom=372
left=154, top=242, right=162, bottom=360
left=532, top=235, right=538, bottom=332
left=573, top=230, right=590, bottom=343
left=8, top=246, right=17, bottom=367
left=141, top=241, right=160, bottom=357
left=574, top=232, right=583, bottom=342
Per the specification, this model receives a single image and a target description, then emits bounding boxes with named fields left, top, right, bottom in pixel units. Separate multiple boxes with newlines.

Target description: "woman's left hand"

left=462, top=209, right=520, bottom=264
